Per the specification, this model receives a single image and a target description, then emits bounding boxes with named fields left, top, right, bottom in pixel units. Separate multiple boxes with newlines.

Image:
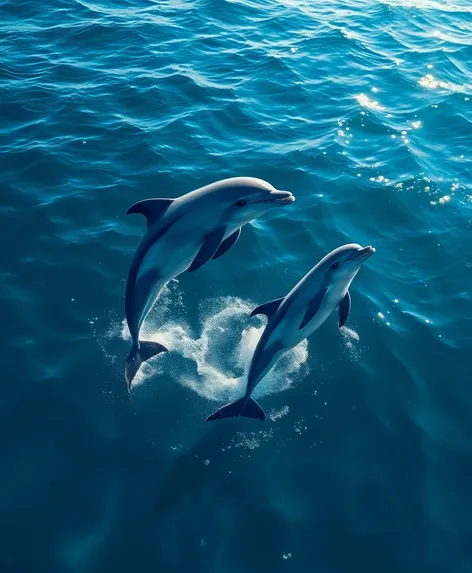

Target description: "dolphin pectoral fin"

left=250, top=297, right=284, bottom=319
left=339, top=291, right=351, bottom=328
left=206, top=397, right=265, bottom=422
left=188, top=226, right=227, bottom=272
left=212, top=228, right=241, bottom=260
left=125, top=341, right=168, bottom=393
left=127, top=198, right=174, bottom=227
left=299, top=288, right=328, bottom=330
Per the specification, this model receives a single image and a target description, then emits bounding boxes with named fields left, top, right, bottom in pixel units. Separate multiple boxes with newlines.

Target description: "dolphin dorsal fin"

left=250, top=297, right=284, bottom=319
left=127, top=198, right=174, bottom=227
left=299, top=288, right=327, bottom=330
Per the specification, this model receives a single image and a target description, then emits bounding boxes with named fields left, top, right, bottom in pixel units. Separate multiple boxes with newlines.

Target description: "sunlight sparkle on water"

left=419, top=74, right=471, bottom=92
left=355, top=94, right=385, bottom=112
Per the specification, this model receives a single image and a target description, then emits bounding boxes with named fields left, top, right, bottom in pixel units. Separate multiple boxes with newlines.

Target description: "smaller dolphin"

left=206, top=243, right=375, bottom=421
left=124, top=177, right=295, bottom=392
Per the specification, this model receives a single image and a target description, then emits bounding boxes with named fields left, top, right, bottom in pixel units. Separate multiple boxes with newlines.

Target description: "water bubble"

left=204, top=459, right=210, bottom=466
left=341, top=327, right=360, bottom=342
left=269, top=406, right=289, bottom=421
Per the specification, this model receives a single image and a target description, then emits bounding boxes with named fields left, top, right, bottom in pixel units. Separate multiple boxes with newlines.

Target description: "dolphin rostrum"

left=206, top=243, right=375, bottom=421
left=124, top=177, right=295, bottom=392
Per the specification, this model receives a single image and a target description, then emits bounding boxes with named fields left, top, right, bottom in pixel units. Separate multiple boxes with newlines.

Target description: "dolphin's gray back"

left=179, top=177, right=274, bottom=204
left=284, top=260, right=325, bottom=304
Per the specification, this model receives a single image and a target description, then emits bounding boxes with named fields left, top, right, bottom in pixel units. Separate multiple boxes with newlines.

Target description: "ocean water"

left=1, top=0, right=471, bottom=571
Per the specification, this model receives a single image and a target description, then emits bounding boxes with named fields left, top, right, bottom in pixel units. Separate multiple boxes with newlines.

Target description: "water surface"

left=1, top=0, right=471, bottom=571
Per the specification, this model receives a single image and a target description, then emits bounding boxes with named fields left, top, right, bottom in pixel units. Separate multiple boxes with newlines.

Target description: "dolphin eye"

left=331, top=262, right=339, bottom=269
left=235, top=200, right=246, bottom=207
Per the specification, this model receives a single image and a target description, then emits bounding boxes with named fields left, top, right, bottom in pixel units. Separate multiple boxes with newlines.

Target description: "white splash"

left=120, top=291, right=309, bottom=402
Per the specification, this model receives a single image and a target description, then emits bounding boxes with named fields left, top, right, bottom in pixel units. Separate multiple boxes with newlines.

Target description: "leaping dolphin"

left=124, top=177, right=295, bottom=392
left=206, top=243, right=375, bottom=421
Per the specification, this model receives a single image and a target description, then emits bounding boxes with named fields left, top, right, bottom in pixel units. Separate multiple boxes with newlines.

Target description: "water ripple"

left=1, top=0, right=472, bottom=571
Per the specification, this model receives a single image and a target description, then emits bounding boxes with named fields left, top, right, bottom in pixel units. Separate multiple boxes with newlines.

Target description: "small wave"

left=418, top=73, right=471, bottom=93
left=355, top=93, right=386, bottom=113
left=379, top=0, right=471, bottom=11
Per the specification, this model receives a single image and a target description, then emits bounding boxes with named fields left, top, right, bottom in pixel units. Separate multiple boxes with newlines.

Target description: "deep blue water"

left=1, top=0, right=472, bottom=571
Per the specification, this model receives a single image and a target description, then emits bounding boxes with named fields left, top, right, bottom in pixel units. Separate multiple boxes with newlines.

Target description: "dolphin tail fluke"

left=206, top=397, right=265, bottom=422
left=125, top=341, right=168, bottom=393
